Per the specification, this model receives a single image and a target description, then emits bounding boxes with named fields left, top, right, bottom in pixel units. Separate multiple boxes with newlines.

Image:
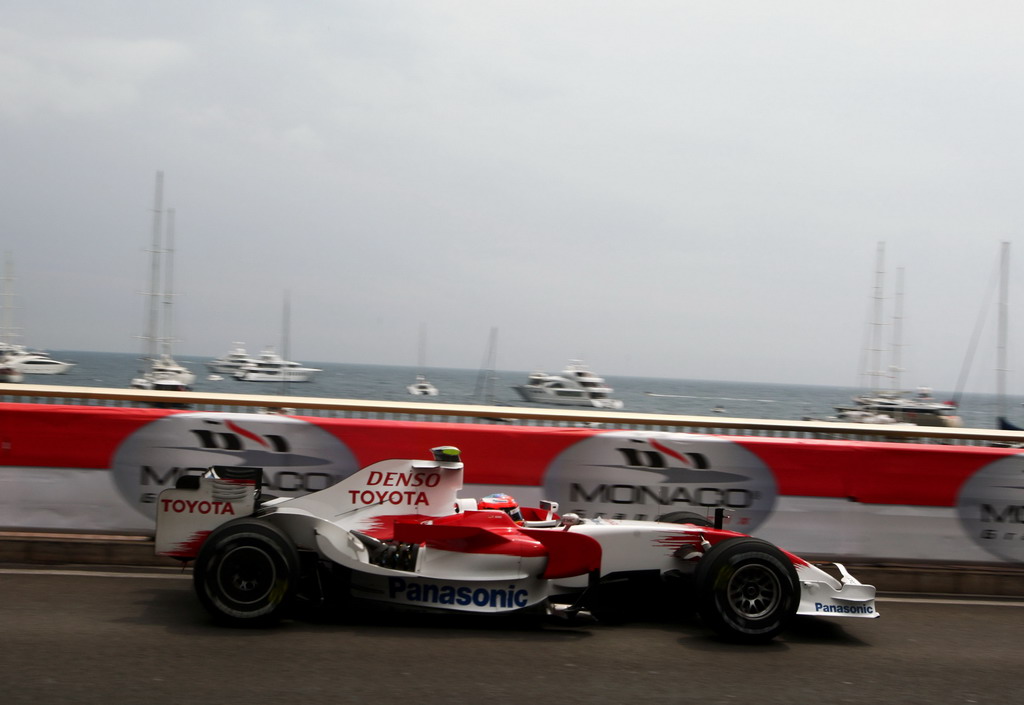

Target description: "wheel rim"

left=725, top=563, right=782, bottom=619
left=216, top=544, right=278, bottom=607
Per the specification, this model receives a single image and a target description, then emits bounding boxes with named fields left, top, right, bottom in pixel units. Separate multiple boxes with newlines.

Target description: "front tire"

left=193, top=518, right=299, bottom=626
left=694, top=537, right=798, bottom=643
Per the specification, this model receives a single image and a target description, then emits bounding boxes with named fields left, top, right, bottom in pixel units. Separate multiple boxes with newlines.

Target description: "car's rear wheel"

left=193, top=518, right=299, bottom=626
left=694, top=537, right=798, bottom=643
left=655, top=510, right=714, bottom=527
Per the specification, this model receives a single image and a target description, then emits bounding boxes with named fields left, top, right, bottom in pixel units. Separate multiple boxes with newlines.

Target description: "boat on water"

left=836, top=387, right=961, bottom=427
left=0, top=345, right=75, bottom=375
left=803, top=407, right=908, bottom=425
left=131, top=353, right=197, bottom=390
left=132, top=342, right=195, bottom=389
left=513, top=360, right=624, bottom=410
left=205, top=343, right=255, bottom=374
left=825, top=243, right=962, bottom=428
left=233, top=348, right=321, bottom=382
left=407, top=374, right=438, bottom=396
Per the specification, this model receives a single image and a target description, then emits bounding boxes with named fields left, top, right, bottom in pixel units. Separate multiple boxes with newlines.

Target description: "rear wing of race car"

left=154, top=446, right=468, bottom=559
left=154, top=466, right=263, bottom=558
left=267, top=446, right=467, bottom=527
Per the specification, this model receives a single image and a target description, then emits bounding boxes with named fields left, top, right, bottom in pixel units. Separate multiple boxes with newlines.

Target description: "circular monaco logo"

left=111, top=412, right=358, bottom=520
left=541, top=431, right=778, bottom=532
left=956, top=453, right=1024, bottom=561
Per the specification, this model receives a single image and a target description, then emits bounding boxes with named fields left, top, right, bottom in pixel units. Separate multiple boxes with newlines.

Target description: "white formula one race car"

left=155, top=447, right=878, bottom=643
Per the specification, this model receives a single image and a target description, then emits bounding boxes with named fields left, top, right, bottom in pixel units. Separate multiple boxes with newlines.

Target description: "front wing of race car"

left=795, top=561, right=879, bottom=619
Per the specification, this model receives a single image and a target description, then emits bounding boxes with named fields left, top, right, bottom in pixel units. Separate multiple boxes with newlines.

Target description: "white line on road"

left=878, top=595, right=1024, bottom=607
left=0, top=567, right=190, bottom=579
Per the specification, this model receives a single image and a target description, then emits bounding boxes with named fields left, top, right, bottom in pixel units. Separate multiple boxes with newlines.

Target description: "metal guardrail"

left=4, top=383, right=1024, bottom=446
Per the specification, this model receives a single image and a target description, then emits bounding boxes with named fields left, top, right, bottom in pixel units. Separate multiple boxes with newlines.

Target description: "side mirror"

left=539, top=499, right=559, bottom=521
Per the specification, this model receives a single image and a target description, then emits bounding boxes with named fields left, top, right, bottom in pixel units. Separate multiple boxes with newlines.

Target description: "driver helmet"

left=478, top=493, right=524, bottom=524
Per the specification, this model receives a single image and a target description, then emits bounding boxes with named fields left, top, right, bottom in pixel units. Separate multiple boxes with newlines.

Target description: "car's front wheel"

left=694, top=537, right=798, bottom=643
left=193, top=518, right=299, bottom=626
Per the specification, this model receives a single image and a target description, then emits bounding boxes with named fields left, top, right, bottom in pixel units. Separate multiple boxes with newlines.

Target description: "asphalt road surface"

left=1, top=566, right=1019, bottom=705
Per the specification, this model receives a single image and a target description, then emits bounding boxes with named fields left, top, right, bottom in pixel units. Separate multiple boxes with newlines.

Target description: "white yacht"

left=131, top=353, right=197, bottom=390
left=1, top=346, right=75, bottom=375
left=837, top=387, right=962, bottom=428
left=803, top=407, right=907, bottom=425
left=233, top=349, right=321, bottom=382
left=407, top=374, right=439, bottom=396
left=131, top=376, right=192, bottom=393
left=513, top=360, right=624, bottom=410
left=205, top=343, right=255, bottom=374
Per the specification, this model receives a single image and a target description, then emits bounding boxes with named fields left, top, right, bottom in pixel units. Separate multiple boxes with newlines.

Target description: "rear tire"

left=655, top=510, right=714, bottom=527
left=694, top=537, right=798, bottom=643
left=193, top=518, right=299, bottom=626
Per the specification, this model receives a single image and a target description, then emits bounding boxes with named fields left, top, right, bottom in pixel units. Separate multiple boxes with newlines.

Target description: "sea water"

left=13, top=349, right=1022, bottom=430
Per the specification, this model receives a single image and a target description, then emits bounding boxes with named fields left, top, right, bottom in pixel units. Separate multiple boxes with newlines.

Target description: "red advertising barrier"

left=1, top=403, right=1021, bottom=564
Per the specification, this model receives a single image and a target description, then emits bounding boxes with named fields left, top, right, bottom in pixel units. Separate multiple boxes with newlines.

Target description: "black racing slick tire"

left=655, top=511, right=714, bottom=527
left=694, top=537, right=799, bottom=643
left=193, top=518, right=300, bottom=627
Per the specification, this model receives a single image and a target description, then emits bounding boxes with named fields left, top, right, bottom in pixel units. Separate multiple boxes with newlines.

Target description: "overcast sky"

left=2, top=1, right=1022, bottom=391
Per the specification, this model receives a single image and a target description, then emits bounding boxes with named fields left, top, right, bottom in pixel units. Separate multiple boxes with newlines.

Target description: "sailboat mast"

left=864, top=242, right=887, bottom=390
left=417, top=322, right=427, bottom=372
left=0, top=252, right=20, bottom=350
left=281, top=290, right=291, bottom=394
left=160, top=207, right=177, bottom=358
left=281, top=291, right=291, bottom=362
left=891, top=266, right=905, bottom=391
left=143, top=171, right=164, bottom=362
left=474, top=326, right=499, bottom=403
left=997, top=241, right=1010, bottom=420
